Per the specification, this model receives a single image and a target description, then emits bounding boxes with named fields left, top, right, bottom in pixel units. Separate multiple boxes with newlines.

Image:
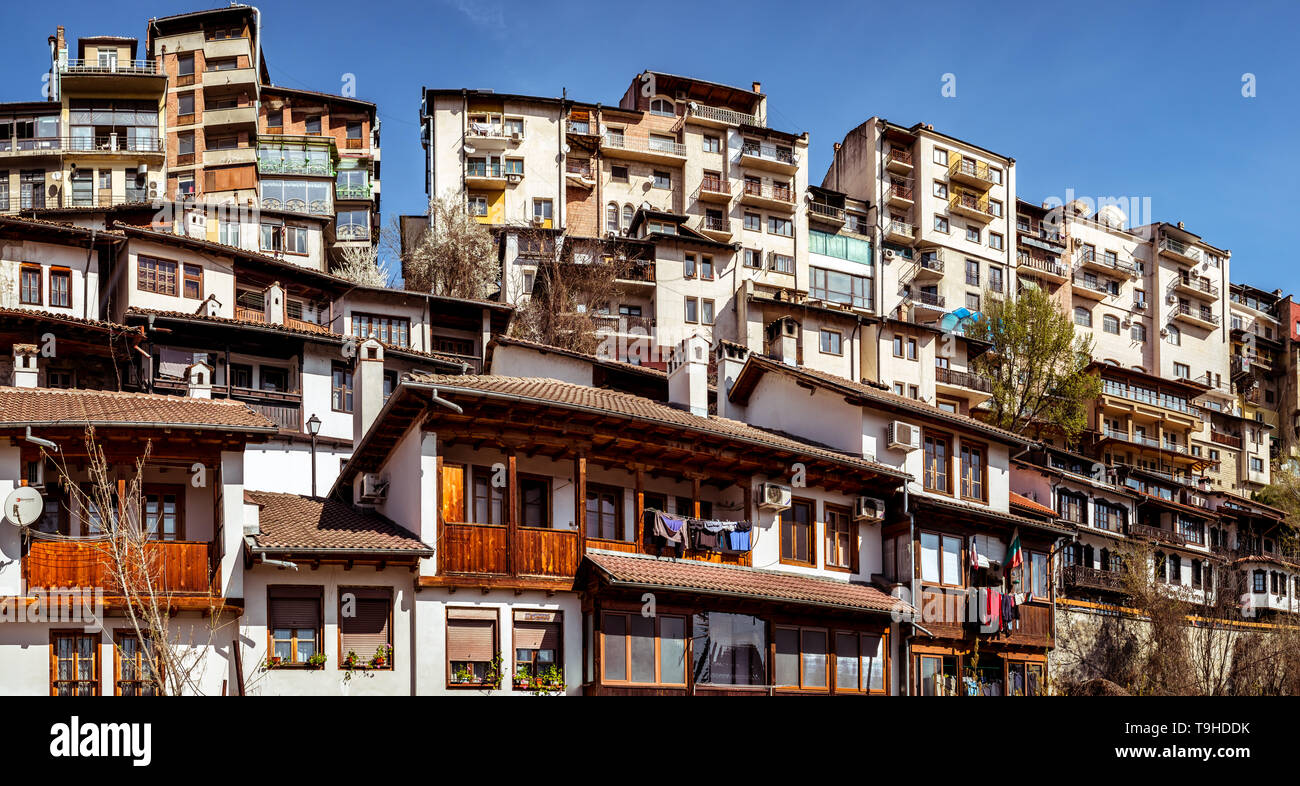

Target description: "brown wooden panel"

left=441, top=463, right=465, bottom=523
left=440, top=523, right=508, bottom=575
left=515, top=527, right=578, bottom=578
left=25, top=540, right=210, bottom=594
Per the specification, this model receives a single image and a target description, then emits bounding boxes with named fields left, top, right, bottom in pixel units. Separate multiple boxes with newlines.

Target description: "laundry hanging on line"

left=649, top=510, right=753, bottom=553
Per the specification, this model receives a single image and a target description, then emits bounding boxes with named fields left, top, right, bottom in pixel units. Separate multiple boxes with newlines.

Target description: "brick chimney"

left=263, top=282, right=284, bottom=325
left=354, top=338, right=386, bottom=444
left=186, top=362, right=213, bottom=399
left=12, top=344, right=38, bottom=388
left=667, top=335, right=709, bottom=417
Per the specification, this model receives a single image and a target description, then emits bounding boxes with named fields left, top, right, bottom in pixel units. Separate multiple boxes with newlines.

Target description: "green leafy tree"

left=965, top=284, right=1100, bottom=442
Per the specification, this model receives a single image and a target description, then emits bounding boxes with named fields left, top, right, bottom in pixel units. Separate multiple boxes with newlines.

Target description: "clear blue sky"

left=8, top=1, right=1299, bottom=294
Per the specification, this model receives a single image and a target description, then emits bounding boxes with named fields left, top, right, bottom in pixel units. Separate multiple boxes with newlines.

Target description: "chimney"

left=186, top=362, right=213, bottom=399
left=199, top=294, right=221, bottom=317
left=12, top=344, right=38, bottom=388
left=1177, top=221, right=1185, bottom=230
left=263, top=282, right=284, bottom=325
left=354, top=338, right=386, bottom=444
left=765, top=317, right=799, bottom=366
left=751, top=81, right=762, bottom=93
left=667, top=334, right=709, bottom=418
left=715, top=340, right=750, bottom=421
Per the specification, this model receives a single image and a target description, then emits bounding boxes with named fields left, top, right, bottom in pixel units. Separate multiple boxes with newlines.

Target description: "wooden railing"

left=25, top=540, right=211, bottom=593
left=1063, top=565, right=1126, bottom=593
left=935, top=366, right=992, bottom=393
left=439, top=523, right=509, bottom=575
left=234, top=305, right=265, bottom=322
left=515, top=528, right=580, bottom=578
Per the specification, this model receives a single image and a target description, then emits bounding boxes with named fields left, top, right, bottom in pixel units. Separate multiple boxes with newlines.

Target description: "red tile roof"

left=0, top=307, right=144, bottom=339
left=0, top=387, right=276, bottom=432
left=584, top=550, right=911, bottom=615
left=245, top=491, right=431, bottom=554
left=1009, top=491, right=1058, bottom=518
left=490, top=335, right=666, bottom=378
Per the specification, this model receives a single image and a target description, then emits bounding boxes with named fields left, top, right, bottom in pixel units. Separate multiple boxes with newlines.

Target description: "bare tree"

left=41, top=428, right=234, bottom=695
left=401, top=192, right=498, bottom=299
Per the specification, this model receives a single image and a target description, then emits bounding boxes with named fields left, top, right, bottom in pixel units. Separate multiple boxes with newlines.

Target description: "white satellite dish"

left=4, top=486, right=43, bottom=527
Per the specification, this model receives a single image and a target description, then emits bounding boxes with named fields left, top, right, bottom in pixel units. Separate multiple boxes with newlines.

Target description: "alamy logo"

left=49, top=717, right=152, bottom=767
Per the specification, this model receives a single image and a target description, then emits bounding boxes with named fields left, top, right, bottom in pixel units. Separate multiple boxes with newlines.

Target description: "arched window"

left=1102, top=314, right=1120, bottom=334
left=605, top=202, right=619, bottom=233
left=1131, top=322, right=1147, bottom=342
left=649, top=97, right=675, bottom=117
left=622, top=203, right=634, bottom=230
left=1166, top=325, right=1181, bottom=345
left=1074, top=307, right=1092, bottom=328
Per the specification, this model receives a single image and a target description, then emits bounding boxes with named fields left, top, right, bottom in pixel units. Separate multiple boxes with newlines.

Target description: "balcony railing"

left=1129, top=522, right=1187, bottom=547
left=1072, top=272, right=1112, bottom=295
left=335, top=182, right=372, bottom=200
left=467, top=123, right=523, bottom=141
left=808, top=202, right=845, bottom=221
left=1171, top=274, right=1220, bottom=298
left=25, top=539, right=212, bottom=593
left=949, top=155, right=995, bottom=185
left=1159, top=237, right=1203, bottom=263
left=1063, top=565, right=1127, bottom=593
left=699, top=174, right=730, bottom=196
left=566, top=160, right=594, bottom=179
left=686, top=103, right=763, bottom=127
left=701, top=215, right=729, bottom=232
left=886, top=220, right=914, bottom=239
left=948, top=190, right=992, bottom=217
left=61, top=58, right=161, bottom=75
left=1076, top=248, right=1137, bottom=275
left=1017, top=253, right=1068, bottom=279
left=601, top=133, right=686, bottom=157
left=916, top=256, right=944, bottom=275
left=1172, top=303, right=1220, bottom=326
left=885, top=148, right=913, bottom=168
left=258, top=156, right=334, bottom=177
left=741, top=141, right=795, bottom=165
left=935, top=365, right=992, bottom=393
left=910, top=290, right=945, bottom=309
left=1100, top=379, right=1203, bottom=420
left=742, top=180, right=794, bottom=202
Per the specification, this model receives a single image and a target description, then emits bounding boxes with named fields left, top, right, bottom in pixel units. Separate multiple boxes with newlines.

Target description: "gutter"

left=250, top=546, right=434, bottom=559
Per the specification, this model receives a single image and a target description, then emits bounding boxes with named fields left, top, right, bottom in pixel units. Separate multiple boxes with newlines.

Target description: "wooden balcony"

left=935, top=365, right=992, bottom=394
left=25, top=539, right=212, bottom=594
left=1063, top=565, right=1127, bottom=594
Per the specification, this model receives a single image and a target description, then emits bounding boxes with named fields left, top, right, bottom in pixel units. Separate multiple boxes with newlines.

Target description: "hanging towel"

left=701, top=519, right=729, bottom=533
left=654, top=512, right=688, bottom=546
left=692, top=522, right=720, bottom=550
left=1000, top=592, right=1015, bottom=633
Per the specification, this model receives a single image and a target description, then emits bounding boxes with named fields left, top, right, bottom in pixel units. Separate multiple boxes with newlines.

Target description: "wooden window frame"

left=266, top=586, right=324, bottom=667
left=774, top=625, right=831, bottom=692
left=959, top=440, right=987, bottom=502
left=512, top=609, right=564, bottom=689
left=832, top=628, right=889, bottom=695
left=19, top=262, right=42, bottom=305
left=823, top=504, right=855, bottom=572
left=446, top=611, right=499, bottom=688
left=919, top=530, right=964, bottom=588
left=181, top=263, right=202, bottom=299
left=113, top=629, right=161, bottom=696
left=48, top=266, right=71, bottom=308
left=471, top=464, right=507, bottom=526
left=137, top=255, right=178, bottom=296
left=922, top=430, right=953, bottom=495
left=819, top=329, right=843, bottom=356
left=779, top=497, right=817, bottom=567
left=440, top=461, right=467, bottom=525
left=1026, top=550, right=1051, bottom=600
left=351, top=312, right=412, bottom=348
left=331, top=362, right=354, bottom=413
left=337, top=586, right=394, bottom=670
left=51, top=630, right=100, bottom=696
left=518, top=474, right=552, bottom=529
left=585, top=483, right=624, bottom=542
left=141, top=483, right=185, bottom=540
left=599, top=610, right=687, bottom=687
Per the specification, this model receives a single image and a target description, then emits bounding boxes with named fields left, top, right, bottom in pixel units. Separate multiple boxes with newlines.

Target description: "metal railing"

left=885, top=148, right=913, bottom=167
left=742, top=180, right=794, bottom=202
left=1100, top=378, right=1203, bottom=419
left=259, top=197, right=333, bottom=216
left=948, top=190, right=991, bottom=216
left=258, top=157, right=334, bottom=177
left=687, top=103, right=763, bottom=127
left=335, top=183, right=372, bottom=200
left=741, top=141, right=795, bottom=165
left=1017, top=253, right=1068, bottom=278
left=701, top=215, right=729, bottom=232
left=910, top=290, right=945, bottom=308
left=1075, top=248, right=1137, bottom=275
left=466, top=162, right=504, bottom=178
left=1072, top=272, right=1112, bottom=295
left=1063, top=565, right=1127, bottom=593
left=808, top=202, right=844, bottom=221
left=566, top=160, right=593, bottom=179
left=887, top=219, right=914, bottom=239
left=699, top=174, right=730, bottom=195
left=916, top=256, right=944, bottom=275
left=949, top=155, right=995, bottom=183
left=887, top=182, right=914, bottom=202
left=1172, top=303, right=1220, bottom=325
left=1171, top=274, right=1220, bottom=298
left=1159, top=236, right=1203, bottom=263
left=61, top=58, right=160, bottom=75
left=602, top=133, right=687, bottom=157
left=467, top=123, right=523, bottom=141
left=935, top=365, right=992, bottom=393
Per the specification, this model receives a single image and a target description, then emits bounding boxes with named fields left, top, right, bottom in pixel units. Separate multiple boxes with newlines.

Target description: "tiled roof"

left=732, top=353, right=1032, bottom=446
left=245, top=491, right=431, bottom=554
left=914, top=494, right=1075, bottom=536
left=0, top=307, right=144, bottom=338
left=1009, top=491, right=1058, bottom=518
left=0, top=387, right=276, bottom=432
left=403, top=374, right=909, bottom=480
left=584, top=550, right=911, bottom=615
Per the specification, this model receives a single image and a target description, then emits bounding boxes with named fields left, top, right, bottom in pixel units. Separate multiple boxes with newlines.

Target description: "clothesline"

left=647, top=508, right=757, bottom=553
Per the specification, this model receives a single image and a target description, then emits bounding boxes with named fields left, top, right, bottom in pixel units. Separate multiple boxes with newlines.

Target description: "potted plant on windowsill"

left=306, top=652, right=327, bottom=669
left=342, top=650, right=362, bottom=670
left=369, top=645, right=391, bottom=669
left=266, top=655, right=284, bottom=669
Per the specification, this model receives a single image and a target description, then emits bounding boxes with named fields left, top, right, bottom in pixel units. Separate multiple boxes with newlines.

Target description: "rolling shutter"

left=447, top=618, right=496, bottom=662
left=340, top=589, right=391, bottom=657
left=269, top=587, right=320, bottom=629
left=513, top=622, right=560, bottom=652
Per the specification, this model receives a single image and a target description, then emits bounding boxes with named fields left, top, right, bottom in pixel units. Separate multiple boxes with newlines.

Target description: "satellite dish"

left=463, top=144, right=476, bottom=154
left=562, top=143, right=570, bottom=154
left=4, top=486, right=43, bottom=528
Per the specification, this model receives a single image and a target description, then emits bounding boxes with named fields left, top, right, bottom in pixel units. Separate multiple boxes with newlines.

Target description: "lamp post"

left=306, top=414, right=321, bottom=498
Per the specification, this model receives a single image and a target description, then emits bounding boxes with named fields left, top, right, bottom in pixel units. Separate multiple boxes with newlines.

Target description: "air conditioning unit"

left=758, top=482, right=792, bottom=511
left=510, top=131, right=522, bottom=140
left=887, top=421, right=920, bottom=451
left=1166, top=294, right=1177, bottom=304
left=1160, top=328, right=1170, bottom=337
left=883, top=248, right=897, bottom=261
left=854, top=496, right=886, bottom=523
left=360, top=473, right=389, bottom=503
left=530, top=216, right=545, bottom=225
left=1134, top=300, right=1147, bottom=310
left=506, top=173, right=522, bottom=184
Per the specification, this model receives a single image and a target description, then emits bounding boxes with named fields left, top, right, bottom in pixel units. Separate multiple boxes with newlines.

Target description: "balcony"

left=1099, top=380, right=1204, bottom=424
left=886, top=182, right=914, bottom=208
left=1076, top=249, right=1137, bottom=277
left=913, top=254, right=944, bottom=280
left=1211, top=429, right=1243, bottom=449
left=909, top=290, right=946, bottom=314
left=699, top=215, right=732, bottom=240
left=1062, top=565, right=1127, bottom=594
left=948, top=155, right=997, bottom=188
left=201, top=66, right=257, bottom=90
left=885, top=147, right=913, bottom=173
left=686, top=103, right=763, bottom=128
left=1017, top=252, right=1068, bottom=284
left=740, top=180, right=795, bottom=211
left=1072, top=272, right=1113, bottom=300
left=565, top=159, right=595, bottom=187
left=464, top=162, right=509, bottom=188
left=1170, top=274, right=1220, bottom=299
left=1158, top=236, right=1203, bottom=265
left=696, top=175, right=732, bottom=204
left=203, top=36, right=252, bottom=60
left=935, top=365, right=993, bottom=394
left=1128, top=522, right=1187, bottom=547
left=884, top=219, right=915, bottom=244
left=25, top=539, right=213, bottom=594
left=258, top=154, right=335, bottom=178
left=203, top=105, right=258, bottom=128
left=466, top=122, right=523, bottom=147
left=1171, top=303, right=1220, bottom=330
left=600, top=133, right=686, bottom=164
left=58, top=135, right=165, bottom=157
left=593, top=314, right=657, bottom=337
left=59, top=58, right=165, bottom=96
left=947, top=190, right=994, bottom=222
left=203, top=147, right=257, bottom=167
left=740, top=140, right=798, bottom=174
left=808, top=202, right=845, bottom=226
left=336, top=182, right=373, bottom=200
left=228, top=386, right=303, bottom=431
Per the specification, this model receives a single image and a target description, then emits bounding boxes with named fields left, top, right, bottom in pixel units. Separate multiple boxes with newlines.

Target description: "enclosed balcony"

left=258, top=138, right=336, bottom=178
left=740, top=139, right=798, bottom=174
left=948, top=155, right=997, bottom=189
left=600, top=132, right=686, bottom=164
left=60, top=134, right=165, bottom=157
left=912, top=251, right=945, bottom=280
left=948, top=189, right=994, bottom=222
left=739, top=180, right=795, bottom=212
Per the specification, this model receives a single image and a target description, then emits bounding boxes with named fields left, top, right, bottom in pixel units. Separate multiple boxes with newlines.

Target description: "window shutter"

left=270, top=595, right=319, bottom=628
left=513, top=622, right=559, bottom=652
left=340, top=590, right=391, bottom=656
left=447, top=619, right=496, bottom=662
left=442, top=463, right=465, bottom=522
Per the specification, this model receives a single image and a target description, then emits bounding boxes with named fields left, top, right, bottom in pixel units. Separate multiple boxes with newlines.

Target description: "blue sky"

left=8, top=1, right=1299, bottom=293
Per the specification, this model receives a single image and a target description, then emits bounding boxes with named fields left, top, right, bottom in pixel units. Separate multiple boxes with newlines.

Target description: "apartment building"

left=1228, top=283, right=1285, bottom=489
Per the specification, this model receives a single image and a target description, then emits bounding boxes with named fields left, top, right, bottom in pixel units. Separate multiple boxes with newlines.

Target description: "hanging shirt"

left=654, top=512, right=688, bottom=546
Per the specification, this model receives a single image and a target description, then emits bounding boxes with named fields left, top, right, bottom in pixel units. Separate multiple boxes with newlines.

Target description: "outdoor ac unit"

left=854, top=496, right=886, bottom=523
left=360, top=473, right=389, bottom=502
left=507, top=173, right=522, bottom=184
left=1166, top=294, right=1178, bottom=304
left=1160, top=328, right=1170, bottom=337
left=883, top=248, right=897, bottom=260
left=510, top=131, right=522, bottom=140
left=531, top=216, right=544, bottom=225
left=758, top=482, right=792, bottom=511
left=887, top=421, right=920, bottom=451
left=1134, top=300, right=1147, bottom=309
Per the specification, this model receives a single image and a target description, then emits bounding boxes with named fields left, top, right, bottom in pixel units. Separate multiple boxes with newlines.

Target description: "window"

left=52, top=632, right=99, bottom=696
left=768, top=217, right=792, bottom=236
left=611, top=165, right=628, bottom=182
left=966, top=226, right=981, bottom=244
left=701, top=299, right=715, bottom=325
left=920, top=532, right=963, bottom=586
left=519, top=477, right=550, bottom=528
left=810, top=267, right=872, bottom=310
left=622, top=204, right=634, bottom=230
left=305, top=116, right=322, bottom=135
left=769, top=253, right=795, bottom=274
left=339, top=588, right=393, bottom=668
left=532, top=198, right=553, bottom=223
left=513, top=611, right=562, bottom=686
left=20, top=263, right=41, bottom=305
left=700, top=256, right=714, bottom=280
left=834, top=631, right=887, bottom=694
left=142, top=486, right=183, bottom=540
left=1251, top=456, right=1264, bottom=473
left=352, top=313, right=411, bottom=347
left=744, top=212, right=761, bottom=231
left=933, top=148, right=948, bottom=166
left=988, top=232, right=1004, bottom=250
left=933, top=181, right=948, bottom=198
left=652, top=170, right=671, bottom=189
left=965, top=259, right=980, bottom=287
left=1173, top=362, right=1190, bottom=379
left=177, top=53, right=194, bottom=77
left=989, top=266, right=1003, bottom=293
left=70, top=169, right=92, bottom=206
left=684, top=297, right=699, bottom=323
left=906, top=338, right=918, bottom=360
left=1074, top=307, right=1092, bottom=328
left=960, top=442, right=985, bottom=501
left=332, top=363, right=353, bottom=412
left=820, top=329, right=842, bottom=355
left=683, top=254, right=697, bottom=279
left=447, top=609, right=498, bottom=685
left=965, top=293, right=980, bottom=312
left=605, top=202, right=619, bottom=232
left=1028, top=551, right=1050, bottom=598
left=179, top=264, right=202, bottom=300
left=268, top=587, right=322, bottom=665
left=649, top=97, right=674, bottom=116
left=602, top=611, right=686, bottom=686
left=1102, top=314, right=1120, bottom=335
left=503, top=158, right=524, bottom=175
left=692, top=612, right=766, bottom=686
left=774, top=626, right=829, bottom=690
left=1058, top=491, right=1086, bottom=524
left=1167, top=325, right=1180, bottom=346
left=113, top=632, right=160, bottom=696
left=989, top=199, right=1003, bottom=217
left=1253, top=570, right=1266, bottom=593
left=934, top=215, right=949, bottom=233
left=468, top=195, right=488, bottom=216
left=177, top=92, right=195, bottom=117
left=892, top=335, right=905, bottom=358
left=780, top=499, right=815, bottom=566
left=743, top=249, right=761, bottom=268
left=1132, top=323, right=1147, bottom=342
left=923, top=433, right=951, bottom=493
left=137, top=256, right=178, bottom=295
left=586, top=485, right=622, bottom=541
left=702, top=135, right=721, bottom=153
left=824, top=505, right=854, bottom=570
left=473, top=465, right=507, bottom=526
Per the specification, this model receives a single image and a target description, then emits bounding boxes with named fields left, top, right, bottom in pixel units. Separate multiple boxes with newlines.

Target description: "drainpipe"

left=82, top=229, right=96, bottom=320
left=259, top=555, right=297, bottom=570
left=903, top=483, right=918, bottom=696
left=558, top=91, right=566, bottom=233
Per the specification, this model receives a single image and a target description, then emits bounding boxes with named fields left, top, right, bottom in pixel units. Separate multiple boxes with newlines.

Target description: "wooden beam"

left=635, top=468, right=645, bottom=553
left=507, top=451, right=519, bottom=578
left=575, top=454, right=587, bottom=559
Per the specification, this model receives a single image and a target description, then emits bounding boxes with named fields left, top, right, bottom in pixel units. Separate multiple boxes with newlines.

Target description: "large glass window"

left=601, top=612, right=686, bottom=686
left=920, top=532, right=963, bottom=587
left=810, top=266, right=872, bottom=310
left=692, top=612, right=766, bottom=686
left=780, top=499, right=814, bottom=565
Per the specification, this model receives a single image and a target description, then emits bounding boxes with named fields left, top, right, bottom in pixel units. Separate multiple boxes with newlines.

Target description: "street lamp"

left=306, top=414, right=321, bottom=498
